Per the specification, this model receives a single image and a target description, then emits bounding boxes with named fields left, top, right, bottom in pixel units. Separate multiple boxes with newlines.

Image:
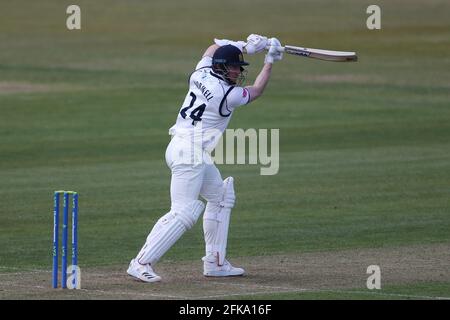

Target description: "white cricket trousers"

left=165, top=135, right=224, bottom=211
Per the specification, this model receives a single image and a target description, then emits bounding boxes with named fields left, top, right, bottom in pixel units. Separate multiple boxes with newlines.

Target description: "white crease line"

left=2, top=268, right=449, bottom=300
left=202, top=280, right=298, bottom=291
left=78, top=288, right=188, bottom=299
left=0, top=266, right=51, bottom=274
left=3, top=282, right=447, bottom=300
left=193, top=281, right=450, bottom=300
left=0, top=282, right=188, bottom=299
left=0, top=271, right=51, bottom=276
left=324, top=289, right=450, bottom=300
left=0, top=269, right=126, bottom=277
left=195, top=289, right=309, bottom=299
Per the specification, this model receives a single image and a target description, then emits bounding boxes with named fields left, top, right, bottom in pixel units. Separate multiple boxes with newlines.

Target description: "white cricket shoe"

left=127, top=259, right=161, bottom=283
left=203, top=255, right=245, bottom=277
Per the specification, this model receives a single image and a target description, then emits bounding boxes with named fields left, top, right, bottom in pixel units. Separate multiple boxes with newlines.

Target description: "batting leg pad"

left=136, top=200, right=205, bottom=265
left=203, top=177, right=235, bottom=266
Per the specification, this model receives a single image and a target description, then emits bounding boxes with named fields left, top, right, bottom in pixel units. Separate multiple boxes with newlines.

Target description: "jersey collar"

left=210, top=71, right=226, bottom=82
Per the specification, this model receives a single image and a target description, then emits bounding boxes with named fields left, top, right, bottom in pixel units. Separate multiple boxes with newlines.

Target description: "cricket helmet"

left=212, top=45, right=249, bottom=67
left=212, top=45, right=249, bottom=85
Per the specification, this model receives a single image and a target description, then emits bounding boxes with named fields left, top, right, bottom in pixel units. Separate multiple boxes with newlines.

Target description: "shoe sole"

left=127, top=269, right=162, bottom=283
left=203, top=271, right=245, bottom=277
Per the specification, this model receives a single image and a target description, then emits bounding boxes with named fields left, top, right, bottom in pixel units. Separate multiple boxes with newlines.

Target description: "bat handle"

left=265, top=45, right=285, bottom=52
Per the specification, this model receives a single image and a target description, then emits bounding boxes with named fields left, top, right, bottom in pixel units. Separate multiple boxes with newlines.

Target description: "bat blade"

left=282, top=45, right=357, bottom=62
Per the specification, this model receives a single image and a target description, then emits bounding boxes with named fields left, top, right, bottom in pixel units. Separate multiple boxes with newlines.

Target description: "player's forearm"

left=254, top=63, right=272, bottom=90
left=246, top=63, right=272, bottom=102
left=202, top=44, right=220, bottom=58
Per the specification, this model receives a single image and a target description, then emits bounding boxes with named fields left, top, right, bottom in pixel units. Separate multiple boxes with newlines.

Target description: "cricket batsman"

left=127, top=34, right=283, bottom=282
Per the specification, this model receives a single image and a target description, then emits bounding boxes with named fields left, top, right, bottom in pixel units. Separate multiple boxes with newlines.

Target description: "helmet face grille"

left=236, top=68, right=247, bottom=86
left=214, top=64, right=247, bottom=86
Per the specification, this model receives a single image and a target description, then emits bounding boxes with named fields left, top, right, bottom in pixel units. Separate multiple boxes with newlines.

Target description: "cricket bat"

left=269, top=44, right=358, bottom=62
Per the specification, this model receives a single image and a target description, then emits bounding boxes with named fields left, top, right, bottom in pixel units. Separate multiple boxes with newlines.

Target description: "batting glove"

left=214, top=38, right=246, bottom=52
left=264, top=37, right=283, bottom=64
left=244, top=34, right=268, bottom=55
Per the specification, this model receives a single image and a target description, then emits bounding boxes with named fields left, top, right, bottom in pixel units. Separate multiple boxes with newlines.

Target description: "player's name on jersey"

left=193, top=80, right=214, bottom=101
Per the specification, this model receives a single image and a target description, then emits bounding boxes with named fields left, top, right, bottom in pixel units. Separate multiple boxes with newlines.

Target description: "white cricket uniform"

left=166, top=56, right=250, bottom=211
left=133, top=55, right=251, bottom=269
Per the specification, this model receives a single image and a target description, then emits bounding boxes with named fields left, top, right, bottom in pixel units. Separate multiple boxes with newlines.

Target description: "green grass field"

left=0, top=0, right=449, bottom=300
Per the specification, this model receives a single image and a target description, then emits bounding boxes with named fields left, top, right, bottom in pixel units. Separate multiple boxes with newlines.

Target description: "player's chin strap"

left=203, top=177, right=236, bottom=266
left=212, top=65, right=247, bottom=86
